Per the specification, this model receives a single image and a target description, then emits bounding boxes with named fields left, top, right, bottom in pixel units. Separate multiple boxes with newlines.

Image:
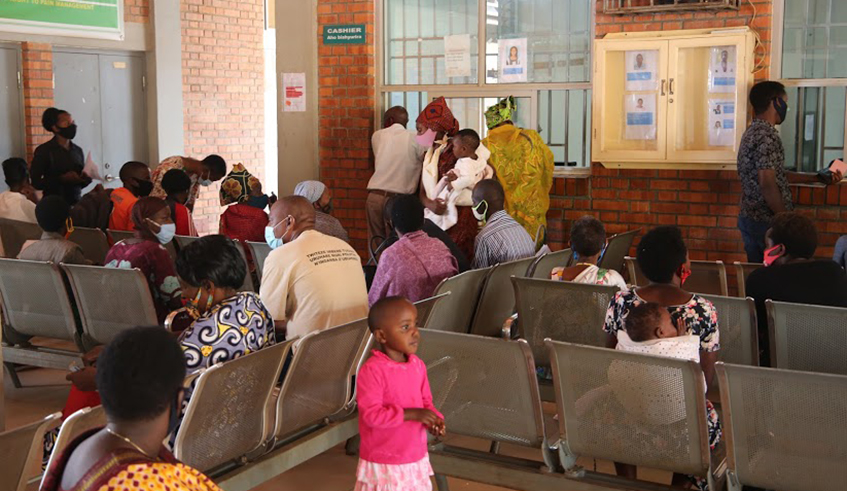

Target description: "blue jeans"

left=737, top=216, right=771, bottom=263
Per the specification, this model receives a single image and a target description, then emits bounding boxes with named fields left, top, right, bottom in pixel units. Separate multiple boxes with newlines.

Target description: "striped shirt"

left=472, top=210, right=536, bottom=269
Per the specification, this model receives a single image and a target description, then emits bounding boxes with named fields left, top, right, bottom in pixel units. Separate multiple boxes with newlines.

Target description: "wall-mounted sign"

left=323, top=24, right=366, bottom=45
left=0, top=0, right=123, bottom=40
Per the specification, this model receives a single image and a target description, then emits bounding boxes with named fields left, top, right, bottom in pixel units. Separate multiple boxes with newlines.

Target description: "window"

left=378, top=0, right=594, bottom=173
left=775, top=0, right=847, bottom=172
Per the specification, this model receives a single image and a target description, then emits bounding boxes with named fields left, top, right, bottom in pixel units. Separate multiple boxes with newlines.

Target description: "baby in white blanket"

left=425, top=129, right=494, bottom=230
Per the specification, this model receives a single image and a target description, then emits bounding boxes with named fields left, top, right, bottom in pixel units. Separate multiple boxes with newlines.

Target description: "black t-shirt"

left=31, top=137, right=86, bottom=205
left=746, top=259, right=847, bottom=365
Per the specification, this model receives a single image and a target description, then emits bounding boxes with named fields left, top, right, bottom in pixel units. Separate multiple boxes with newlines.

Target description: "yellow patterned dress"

left=482, top=124, right=555, bottom=242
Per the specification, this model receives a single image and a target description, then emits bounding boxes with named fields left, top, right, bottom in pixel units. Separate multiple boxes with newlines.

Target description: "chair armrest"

left=501, top=313, right=519, bottom=340
left=165, top=308, right=188, bottom=332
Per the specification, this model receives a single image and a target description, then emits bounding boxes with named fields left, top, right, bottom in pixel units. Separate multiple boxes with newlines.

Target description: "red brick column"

left=21, top=43, right=54, bottom=161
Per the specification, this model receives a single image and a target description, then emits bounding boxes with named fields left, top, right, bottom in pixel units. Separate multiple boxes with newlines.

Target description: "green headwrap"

left=485, top=96, right=516, bottom=130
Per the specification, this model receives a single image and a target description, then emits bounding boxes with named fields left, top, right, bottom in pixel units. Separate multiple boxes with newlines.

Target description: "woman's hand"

left=424, top=198, right=447, bottom=216
left=66, top=367, right=98, bottom=392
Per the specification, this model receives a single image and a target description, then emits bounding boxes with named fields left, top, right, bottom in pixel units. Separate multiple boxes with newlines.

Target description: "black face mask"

left=57, top=123, right=77, bottom=140
left=320, top=201, right=333, bottom=214
left=134, top=179, right=154, bottom=197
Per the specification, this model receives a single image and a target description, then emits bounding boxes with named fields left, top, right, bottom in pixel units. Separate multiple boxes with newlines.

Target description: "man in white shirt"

left=260, top=196, right=369, bottom=340
left=367, top=106, right=426, bottom=247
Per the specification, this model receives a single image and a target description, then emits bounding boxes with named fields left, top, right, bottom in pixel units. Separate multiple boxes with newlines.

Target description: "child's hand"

left=428, top=419, right=446, bottom=437
left=404, top=408, right=441, bottom=428
left=675, top=317, right=688, bottom=337
left=445, top=170, right=458, bottom=182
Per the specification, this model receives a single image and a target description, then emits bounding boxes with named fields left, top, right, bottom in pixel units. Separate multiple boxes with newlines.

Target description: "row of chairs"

left=419, top=329, right=846, bottom=491
left=626, top=256, right=765, bottom=298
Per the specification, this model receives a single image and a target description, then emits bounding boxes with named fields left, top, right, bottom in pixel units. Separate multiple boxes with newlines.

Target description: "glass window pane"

left=779, top=86, right=846, bottom=172
left=781, top=0, right=847, bottom=79
left=486, top=0, right=592, bottom=84
left=384, top=0, right=478, bottom=85
left=538, top=89, right=591, bottom=168
left=381, top=92, right=429, bottom=130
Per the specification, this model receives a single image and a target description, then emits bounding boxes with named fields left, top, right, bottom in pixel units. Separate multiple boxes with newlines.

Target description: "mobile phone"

left=69, top=361, right=82, bottom=373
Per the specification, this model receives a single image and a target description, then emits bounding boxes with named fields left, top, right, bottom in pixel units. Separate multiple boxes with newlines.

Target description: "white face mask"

left=153, top=223, right=176, bottom=244
left=265, top=216, right=292, bottom=249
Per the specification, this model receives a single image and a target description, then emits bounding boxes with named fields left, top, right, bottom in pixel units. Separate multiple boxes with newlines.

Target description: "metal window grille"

left=603, top=0, right=739, bottom=15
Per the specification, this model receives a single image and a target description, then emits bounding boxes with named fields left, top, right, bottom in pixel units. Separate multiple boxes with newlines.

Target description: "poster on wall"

left=444, top=34, right=471, bottom=78
left=709, top=46, right=736, bottom=93
left=625, top=50, right=658, bottom=92
left=282, top=73, right=306, bottom=112
left=625, top=94, right=657, bottom=141
left=498, top=38, right=528, bottom=83
left=0, top=0, right=123, bottom=39
left=708, top=99, right=735, bottom=146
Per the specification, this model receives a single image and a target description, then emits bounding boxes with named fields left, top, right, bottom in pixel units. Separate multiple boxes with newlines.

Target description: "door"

left=0, top=44, right=25, bottom=193
left=54, top=50, right=148, bottom=189
left=593, top=39, right=669, bottom=163
left=666, top=35, right=748, bottom=164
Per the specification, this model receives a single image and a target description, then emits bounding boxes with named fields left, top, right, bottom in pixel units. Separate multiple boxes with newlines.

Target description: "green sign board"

left=322, top=24, right=366, bottom=45
left=0, top=0, right=123, bottom=39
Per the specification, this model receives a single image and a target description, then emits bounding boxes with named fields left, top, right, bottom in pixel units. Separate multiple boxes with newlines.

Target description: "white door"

left=0, top=44, right=25, bottom=193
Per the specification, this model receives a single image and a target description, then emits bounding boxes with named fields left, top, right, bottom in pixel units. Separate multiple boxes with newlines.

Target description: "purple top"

left=368, top=230, right=458, bottom=306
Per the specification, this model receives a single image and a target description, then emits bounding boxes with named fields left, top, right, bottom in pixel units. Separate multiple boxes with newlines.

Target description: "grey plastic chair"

left=233, top=241, right=256, bottom=292
left=247, top=241, right=272, bottom=279
left=767, top=300, right=847, bottom=375
left=416, top=330, right=556, bottom=480
left=597, top=229, right=638, bottom=274
left=512, top=278, right=618, bottom=367
left=717, top=362, right=847, bottom=491
left=0, top=259, right=84, bottom=374
left=528, top=248, right=573, bottom=279
left=271, top=317, right=370, bottom=443
left=42, top=406, right=106, bottom=484
left=0, top=217, right=42, bottom=258
left=626, top=257, right=729, bottom=296
left=701, top=295, right=758, bottom=367
left=61, top=264, right=159, bottom=349
left=413, top=293, right=449, bottom=329
left=68, top=227, right=110, bottom=265
left=733, top=262, right=762, bottom=298
left=0, top=412, right=61, bottom=491
left=174, top=234, right=200, bottom=252
left=174, top=340, right=294, bottom=473
left=547, top=341, right=718, bottom=488
left=469, top=256, right=537, bottom=337
left=424, top=267, right=492, bottom=333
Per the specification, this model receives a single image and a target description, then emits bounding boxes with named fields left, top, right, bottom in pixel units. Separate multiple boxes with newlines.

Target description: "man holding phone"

left=737, top=81, right=843, bottom=263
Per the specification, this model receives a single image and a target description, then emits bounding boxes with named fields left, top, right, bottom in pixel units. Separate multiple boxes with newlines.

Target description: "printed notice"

left=625, top=50, right=659, bottom=92
left=444, top=34, right=471, bottom=78
left=708, top=100, right=736, bottom=147
left=282, top=72, right=306, bottom=112
left=709, top=46, right=736, bottom=93
left=498, top=38, right=528, bottom=83
left=625, top=94, right=657, bottom=141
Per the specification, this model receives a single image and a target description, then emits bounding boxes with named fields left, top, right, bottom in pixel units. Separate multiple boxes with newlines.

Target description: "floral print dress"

left=105, top=240, right=182, bottom=324
left=604, top=290, right=721, bottom=491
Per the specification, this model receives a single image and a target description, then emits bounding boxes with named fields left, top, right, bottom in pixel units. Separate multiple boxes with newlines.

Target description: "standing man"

left=737, top=81, right=842, bottom=263
left=368, top=106, right=426, bottom=247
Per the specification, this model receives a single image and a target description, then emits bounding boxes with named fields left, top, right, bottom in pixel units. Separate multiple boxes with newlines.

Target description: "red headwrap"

left=416, top=97, right=460, bottom=137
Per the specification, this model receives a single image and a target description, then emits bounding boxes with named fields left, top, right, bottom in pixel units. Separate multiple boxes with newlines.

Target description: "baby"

left=425, top=128, right=493, bottom=231
left=616, top=302, right=700, bottom=361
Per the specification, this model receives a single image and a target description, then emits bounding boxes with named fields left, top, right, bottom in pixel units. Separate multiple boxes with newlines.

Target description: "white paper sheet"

left=708, top=100, right=736, bottom=147
left=498, top=38, right=528, bottom=83
left=625, top=94, right=657, bottom=141
left=709, top=46, right=736, bottom=93
left=83, top=152, right=102, bottom=181
left=625, top=50, right=659, bottom=92
left=282, top=72, right=306, bottom=112
left=444, top=34, right=471, bottom=78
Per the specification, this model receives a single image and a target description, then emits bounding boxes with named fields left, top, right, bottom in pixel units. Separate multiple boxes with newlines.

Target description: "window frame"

left=374, top=0, right=595, bottom=177
left=772, top=0, right=847, bottom=173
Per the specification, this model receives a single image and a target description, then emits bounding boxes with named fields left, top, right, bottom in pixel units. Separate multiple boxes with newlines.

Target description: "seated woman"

left=603, top=225, right=720, bottom=490
left=747, top=212, right=847, bottom=366
left=42, top=327, right=223, bottom=491
left=161, top=169, right=197, bottom=236
left=551, top=216, right=627, bottom=290
left=219, top=164, right=271, bottom=244
left=105, top=197, right=182, bottom=323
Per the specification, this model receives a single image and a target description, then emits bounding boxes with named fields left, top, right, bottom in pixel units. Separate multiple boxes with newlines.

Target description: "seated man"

left=19, top=195, right=89, bottom=264
left=293, top=180, right=349, bottom=242
left=471, top=179, right=536, bottom=269
left=109, top=161, right=152, bottom=231
left=369, top=195, right=458, bottom=305
left=260, top=196, right=368, bottom=340
left=0, top=157, right=38, bottom=223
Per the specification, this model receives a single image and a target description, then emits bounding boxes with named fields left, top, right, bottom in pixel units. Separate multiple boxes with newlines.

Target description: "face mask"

left=472, top=200, right=488, bottom=222
left=64, top=217, right=75, bottom=239
left=416, top=128, right=437, bottom=147
left=773, top=98, right=788, bottom=124
left=679, top=267, right=691, bottom=286
left=265, top=217, right=291, bottom=249
left=199, top=177, right=213, bottom=187
left=320, top=201, right=333, bottom=214
left=247, top=194, right=269, bottom=210
left=134, top=179, right=154, bottom=197
left=153, top=223, right=176, bottom=244
left=57, top=124, right=77, bottom=140
left=763, top=244, right=785, bottom=267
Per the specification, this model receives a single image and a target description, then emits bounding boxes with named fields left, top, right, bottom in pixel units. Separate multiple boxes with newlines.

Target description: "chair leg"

left=4, top=362, right=22, bottom=388
left=489, top=441, right=500, bottom=454
left=433, top=474, right=450, bottom=491
left=345, top=435, right=360, bottom=456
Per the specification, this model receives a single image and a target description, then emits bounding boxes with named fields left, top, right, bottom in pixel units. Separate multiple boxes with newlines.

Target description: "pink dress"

left=355, top=350, right=443, bottom=491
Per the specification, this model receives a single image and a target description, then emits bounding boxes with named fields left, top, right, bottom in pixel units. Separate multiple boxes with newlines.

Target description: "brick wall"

left=316, top=0, right=375, bottom=256
left=124, top=0, right=149, bottom=24
left=21, top=43, right=54, bottom=161
left=180, top=0, right=266, bottom=235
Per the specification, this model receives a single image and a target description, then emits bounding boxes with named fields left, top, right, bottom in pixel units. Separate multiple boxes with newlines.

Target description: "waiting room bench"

left=766, top=300, right=847, bottom=375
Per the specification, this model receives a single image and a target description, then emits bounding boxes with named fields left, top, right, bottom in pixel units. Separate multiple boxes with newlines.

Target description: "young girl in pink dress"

left=356, top=296, right=446, bottom=491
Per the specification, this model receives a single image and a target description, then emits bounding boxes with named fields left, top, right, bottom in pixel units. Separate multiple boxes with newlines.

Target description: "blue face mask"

left=265, top=216, right=291, bottom=250
left=247, top=194, right=270, bottom=210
